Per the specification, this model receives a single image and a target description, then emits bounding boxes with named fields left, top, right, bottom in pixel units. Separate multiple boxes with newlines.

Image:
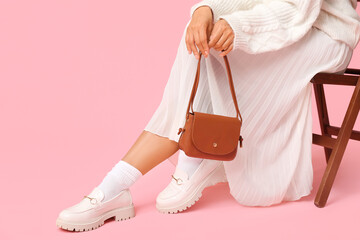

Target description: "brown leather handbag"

left=177, top=52, right=243, bottom=161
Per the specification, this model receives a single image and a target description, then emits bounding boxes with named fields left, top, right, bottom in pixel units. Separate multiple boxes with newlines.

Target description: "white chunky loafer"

left=56, top=187, right=135, bottom=232
left=156, top=159, right=227, bottom=214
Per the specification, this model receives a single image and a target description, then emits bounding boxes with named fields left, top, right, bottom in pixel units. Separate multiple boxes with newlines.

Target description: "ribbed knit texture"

left=98, top=160, right=142, bottom=202
left=189, top=0, right=360, bottom=53
left=144, top=19, right=353, bottom=206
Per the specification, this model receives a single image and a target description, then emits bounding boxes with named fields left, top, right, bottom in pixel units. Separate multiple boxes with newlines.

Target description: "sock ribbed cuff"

left=97, top=160, right=143, bottom=201
left=109, top=160, right=143, bottom=182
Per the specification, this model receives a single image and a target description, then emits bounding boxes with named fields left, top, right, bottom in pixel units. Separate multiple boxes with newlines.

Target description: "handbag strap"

left=185, top=52, right=243, bottom=124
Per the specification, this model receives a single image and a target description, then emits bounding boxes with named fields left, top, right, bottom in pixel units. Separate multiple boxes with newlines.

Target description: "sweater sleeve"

left=190, top=0, right=262, bottom=23
left=190, top=0, right=323, bottom=54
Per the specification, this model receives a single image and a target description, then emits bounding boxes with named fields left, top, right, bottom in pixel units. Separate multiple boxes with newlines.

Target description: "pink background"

left=1, top=1, right=360, bottom=239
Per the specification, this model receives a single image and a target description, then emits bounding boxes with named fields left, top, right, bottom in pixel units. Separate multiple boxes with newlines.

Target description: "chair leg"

left=314, top=77, right=360, bottom=207
left=313, top=83, right=332, bottom=163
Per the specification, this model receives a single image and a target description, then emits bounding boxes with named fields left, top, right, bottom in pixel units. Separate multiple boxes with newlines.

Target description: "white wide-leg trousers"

left=143, top=20, right=353, bottom=207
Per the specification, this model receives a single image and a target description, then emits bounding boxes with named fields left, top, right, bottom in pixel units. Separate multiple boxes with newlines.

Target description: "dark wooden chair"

left=310, top=2, right=360, bottom=207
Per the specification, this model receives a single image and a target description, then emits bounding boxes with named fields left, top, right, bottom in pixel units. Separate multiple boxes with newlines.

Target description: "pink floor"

left=1, top=1, right=360, bottom=239
left=1, top=90, right=360, bottom=240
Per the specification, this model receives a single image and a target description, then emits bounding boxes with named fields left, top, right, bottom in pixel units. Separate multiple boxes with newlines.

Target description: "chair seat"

left=311, top=68, right=360, bottom=86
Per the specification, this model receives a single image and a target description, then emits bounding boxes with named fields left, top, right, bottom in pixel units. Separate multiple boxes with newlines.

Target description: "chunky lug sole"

left=56, top=204, right=135, bottom=232
left=156, top=163, right=227, bottom=214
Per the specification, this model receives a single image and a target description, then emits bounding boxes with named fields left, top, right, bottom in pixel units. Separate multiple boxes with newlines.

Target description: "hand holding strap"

left=185, top=52, right=243, bottom=124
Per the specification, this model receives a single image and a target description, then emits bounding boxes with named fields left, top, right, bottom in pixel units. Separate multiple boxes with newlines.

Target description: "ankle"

left=98, top=160, right=142, bottom=202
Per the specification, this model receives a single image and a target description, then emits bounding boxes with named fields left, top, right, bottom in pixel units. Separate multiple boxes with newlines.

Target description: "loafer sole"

left=156, top=163, right=227, bottom=214
left=56, top=204, right=135, bottom=232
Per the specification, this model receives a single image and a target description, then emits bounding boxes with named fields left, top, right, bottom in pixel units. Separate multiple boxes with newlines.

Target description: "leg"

left=123, top=18, right=211, bottom=175
left=122, top=129, right=204, bottom=177
left=56, top=19, right=215, bottom=230
left=122, top=130, right=179, bottom=175
left=141, top=21, right=230, bottom=213
left=97, top=17, right=210, bottom=200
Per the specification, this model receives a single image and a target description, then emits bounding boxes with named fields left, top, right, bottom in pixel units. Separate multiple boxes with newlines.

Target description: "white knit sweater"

left=190, top=0, right=360, bottom=54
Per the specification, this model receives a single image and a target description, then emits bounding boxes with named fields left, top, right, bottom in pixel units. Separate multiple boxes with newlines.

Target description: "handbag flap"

left=191, top=112, right=241, bottom=155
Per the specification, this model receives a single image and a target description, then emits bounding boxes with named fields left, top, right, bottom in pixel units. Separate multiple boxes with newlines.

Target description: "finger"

left=189, top=33, right=200, bottom=59
left=185, top=30, right=192, bottom=54
left=219, top=43, right=233, bottom=56
left=194, top=31, right=203, bottom=59
left=213, top=32, right=229, bottom=51
left=220, top=37, right=234, bottom=52
left=213, top=28, right=233, bottom=51
left=208, top=26, right=222, bottom=49
left=206, top=23, right=214, bottom=41
left=199, top=27, right=209, bottom=57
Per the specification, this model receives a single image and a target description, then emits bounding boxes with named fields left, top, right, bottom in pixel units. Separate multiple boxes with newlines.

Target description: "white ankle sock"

left=97, top=160, right=143, bottom=202
left=177, top=150, right=203, bottom=178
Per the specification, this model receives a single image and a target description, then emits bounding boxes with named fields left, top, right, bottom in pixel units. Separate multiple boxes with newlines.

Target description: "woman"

left=56, top=0, right=360, bottom=231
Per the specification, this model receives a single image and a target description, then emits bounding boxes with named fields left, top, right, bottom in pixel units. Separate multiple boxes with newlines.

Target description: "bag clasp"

left=239, top=135, right=243, bottom=148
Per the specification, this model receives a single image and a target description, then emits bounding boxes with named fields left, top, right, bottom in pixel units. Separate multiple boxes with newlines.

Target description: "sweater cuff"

left=189, top=0, right=225, bottom=22
left=218, top=14, right=252, bottom=52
